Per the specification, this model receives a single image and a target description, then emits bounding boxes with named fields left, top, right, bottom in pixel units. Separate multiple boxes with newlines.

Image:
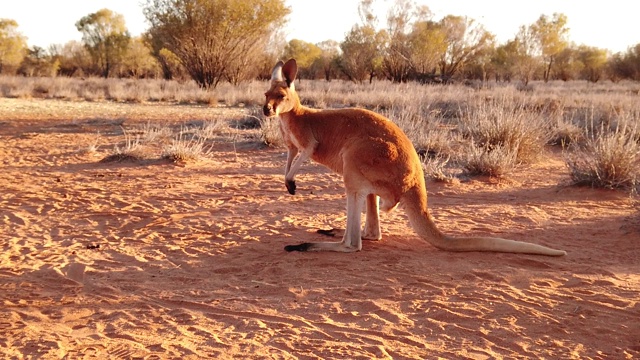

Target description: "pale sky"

left=1, top=0, right=639, bottom=53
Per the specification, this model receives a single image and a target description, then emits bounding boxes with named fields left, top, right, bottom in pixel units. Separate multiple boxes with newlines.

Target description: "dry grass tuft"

left=458, top=96, right=552, bottom=177
left=233, top=108, right=263, bottom=130
left=76, top=132, right=102, bottom=155
left=137, top=122, right=174, bottom=144
left=551, top=119, right=584, bottom=146
left=100, top=129, right=146, bottom=163
left=461, top=96, right=552, bottom=164
left=162, top=136, right=213, bottom=163
left=462, top=142, right=520, bottom=178
left=565, top=124, right=640, bottom=190
left=381, top=102, right=461, bottom=158
left=422, top=154, right=459, bottom=184
left=192, top=117, right=229, bottom=139
left=161, top=126, right=215, bottom=164
left=259, top=116, right=284, bottom=148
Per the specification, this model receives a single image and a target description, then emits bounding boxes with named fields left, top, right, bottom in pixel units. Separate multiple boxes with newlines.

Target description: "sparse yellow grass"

left=100, top=118, right=231, bottom=164
left=565, top=123, right=640, bottom=190
left=259, top=117, right=284, bottom=148
left=462, top=142, right=520, bottom=178
left=422, top=154, right=459, bottom=184
left=100, top=129, right=147, bottom=163
left=1, top=75, right=638, bottom=189
left=162, top=135, right=213, bottom=163
left=454, top=95, right=554, bottom=177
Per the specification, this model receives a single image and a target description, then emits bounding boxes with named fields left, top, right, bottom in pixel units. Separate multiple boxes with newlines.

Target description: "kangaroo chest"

left=279, top=118, right=312, bottom=150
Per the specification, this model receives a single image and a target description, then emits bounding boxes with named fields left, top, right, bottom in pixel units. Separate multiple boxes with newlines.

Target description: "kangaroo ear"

left=282, top=59, right=298, bottom=88
left=270, top=60, right=285, bottom=82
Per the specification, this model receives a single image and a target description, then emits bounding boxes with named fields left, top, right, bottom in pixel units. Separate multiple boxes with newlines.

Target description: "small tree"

left=576, top=45, right=608, bottom=83
left=143, top=0, right=289, bottom=89
left=627, top=44, right=640, bottom=80
left=143, top=32, right=187, bottom=80
left=75, top=9, right=131, bottom=78
left=607, top=46, right=640, bottom=81
left=531, top=13, right=569, bottom=82
left=513, top=25, right=542, bottom=85
left=382, top=0, right=416, bottom=83
left=438, top=15, right=494, bottom=79
left=463, top=41, right=496, bottom=83
left=339, top=24, right=386, bottom=83
left=120, top=37, right=161, bottom=78
left=313, top=40, right=340, bottom=81
left=18, top=46, right=59, bottom=77
left=0, top=19, right=27, bottom=74
left=409, top=19, right=447, bottom=76
left=283, top=39, right=322, bottom=79
left=50, top=41, right=93, bottom=77
left=254, top=30, right=286, bottom=81
left=553, top=45, right=582, bottom=81
left=491, top=40, right=519, bottom=82
left=338, top=0, right=385, bottom=83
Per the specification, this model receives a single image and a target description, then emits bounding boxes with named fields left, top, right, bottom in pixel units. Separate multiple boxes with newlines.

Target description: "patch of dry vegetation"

left=2, top=76, right=639, bottom=190
left=161, top=135, right=213, bottom=164
left=565, top=123, right=640, bottom=190
left=422, top=154, right=459, bottom=184
left=457, top=96, right=553, bottom=176
left=98, top=116, right=237, bottom=165
left=100, top=129, right=146, bottom=163
left=259, top=117, right=283, bottom=148
left=462, top=142, right=520, bottom=178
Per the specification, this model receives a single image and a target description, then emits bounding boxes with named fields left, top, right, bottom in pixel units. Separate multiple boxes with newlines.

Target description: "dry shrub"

left=216, top=81, right=265, bottom=107
left=565, top=124, right=640, bottom=190
left=0, top=76, right=221, bottom=104
left=461, top=96, right=552, bottom=166
left=260, top=117, right=283, bottom=148
left=162, top=133, right=213, bottom=164
left=413, top=126, right=462, bottom=160
left=136, top=122, right=174, bottom=144
left=232, top=107, right=262, bottom=130
left=551, top=118, right=584, bottom=146
left=100, top=130, right=146, bottom=163
left=381, top=101, right=462, bottom=160
left=422, top=154, right=459, bottom=184
left=462, top=142, right=519, bottom=178
left=0, top=78, right=32, bottom=98
left=99, top=121, right=225, bottom=165
left=516, top=83, right=535, bottom=92
left=198, top=117, right=228, bottom=138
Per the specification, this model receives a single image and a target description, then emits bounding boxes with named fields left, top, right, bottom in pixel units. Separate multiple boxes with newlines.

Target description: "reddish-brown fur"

left=264, top=58, right=566, bottom=256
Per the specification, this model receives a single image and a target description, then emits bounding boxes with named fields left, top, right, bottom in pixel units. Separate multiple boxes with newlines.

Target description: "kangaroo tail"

left=402, top=186, right=567, bottom=256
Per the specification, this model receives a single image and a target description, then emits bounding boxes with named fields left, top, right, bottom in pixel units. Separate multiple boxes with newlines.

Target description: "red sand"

left=0, top=98, right=638, bottom=359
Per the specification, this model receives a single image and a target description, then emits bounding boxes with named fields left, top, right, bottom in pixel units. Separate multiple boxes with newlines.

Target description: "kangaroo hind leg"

left=362, top=194, right=381, bottom=240
left=284, top=191, right=365, bottom=252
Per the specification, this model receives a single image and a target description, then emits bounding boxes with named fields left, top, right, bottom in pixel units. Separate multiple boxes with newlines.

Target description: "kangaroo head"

left=263, top=59, right=299, bottom=117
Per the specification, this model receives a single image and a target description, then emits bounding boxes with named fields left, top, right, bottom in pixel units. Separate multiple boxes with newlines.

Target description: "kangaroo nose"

left=263, top=104, right=272, bottom=116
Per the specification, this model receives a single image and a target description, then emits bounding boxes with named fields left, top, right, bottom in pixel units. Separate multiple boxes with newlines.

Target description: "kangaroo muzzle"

left=263, top=104, right=275, bottom=117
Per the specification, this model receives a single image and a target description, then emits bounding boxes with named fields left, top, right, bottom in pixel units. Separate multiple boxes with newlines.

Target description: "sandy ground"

left=0, top=98, right=638, bottom=359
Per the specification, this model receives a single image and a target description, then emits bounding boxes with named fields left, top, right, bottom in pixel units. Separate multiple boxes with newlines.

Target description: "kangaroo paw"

left=284, top=243, right=312, bottom=252
left=286, top=180, right=296, bottom=195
